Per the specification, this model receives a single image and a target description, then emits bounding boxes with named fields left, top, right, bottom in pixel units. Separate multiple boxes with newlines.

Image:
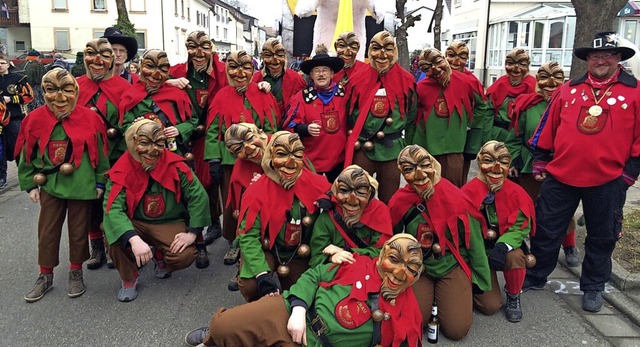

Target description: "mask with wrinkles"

left=331, top=166, right=374, bottom=228
left=132, top=121, right=166, bottom=172
left=226, top=51, right=254, bottom=94
left=398, top=145, right=440, bottom=201
left=536, top=61, right=564, bottom=101
left=261, top=38, right=286, bottom=79
left=419, top=48, right=451, bottom=87
left=378, top=234, right=424, bottom=300
left=476, top=141, right=510, bottom=193
left=224, top=122, right=268, bottom=165
left=42, top=69, right=78, bottom=121
left=140, top=50, right=171, bottom=94
left=445, top=41, right=469, bottom=73
left=263, top=132, right=305, bottom=190
left=84, top=38, right=114, bottom=82
left=335, top=32, right=360, bottom=69
left=186, top=31, right=213, bottom=74
left=369, top=31, right=397, bottom=75
left=505, top=48, right=530, bottom=86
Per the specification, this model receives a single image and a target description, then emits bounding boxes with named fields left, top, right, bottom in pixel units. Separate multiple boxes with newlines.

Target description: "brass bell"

left=372, top=310, right=384, bottom=322
left=347, top=129, right=353, bottom=136
left=354, top=141, right=362, bottom=151
left=302, top=216, right=313, bottom=227
left=276, top=264, right=290, bottom=277
left=376, top=131, right=385, bottom=139
left=60, top=163, right=74, bottom=175
left=385, top=117, right=393, bottom=125
left=196, top=124, right=206, bottom=134
left=106, top=128, right=119, bottom=139
left=431, top=243, right=442, bottom=254
left=262, top=237, right=270, bottom=250
left=99, top=222, right=105, bottom=232
left=183, top=152, right=195, bottom=162
left=485, top=229, right=498, bottom=241
left=33, top=173, right=47, bottom=186
left=297, top=244, right=310, bottom=257
left=525, top=254, right=537, bottom=268
left=363, top=141, right=374, bottom=151
left=233, top=209, right=240, bottom=219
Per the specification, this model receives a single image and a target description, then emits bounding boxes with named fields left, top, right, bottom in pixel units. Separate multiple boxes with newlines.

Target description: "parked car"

left=11, top=51, right=56, bottom=67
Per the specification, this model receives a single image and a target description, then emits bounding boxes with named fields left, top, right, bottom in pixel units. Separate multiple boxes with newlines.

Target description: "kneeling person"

left=103, top=119, right=211, bottom=302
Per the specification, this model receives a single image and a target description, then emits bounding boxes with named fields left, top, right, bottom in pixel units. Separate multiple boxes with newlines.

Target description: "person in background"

left=20, top=51, right=45, bottom=112
left=128, top=62, right=139, bottom=75
left=101, top=27, right=139, bottom=84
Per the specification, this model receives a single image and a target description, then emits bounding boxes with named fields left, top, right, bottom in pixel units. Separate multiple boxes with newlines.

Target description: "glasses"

left=587, top=53, right=616, bottom=61
left=311, top=68, right=332, bottom=75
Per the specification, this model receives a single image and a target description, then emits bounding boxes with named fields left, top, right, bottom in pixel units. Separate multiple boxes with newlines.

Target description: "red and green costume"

left=332, top=60, right=366, bottom=86
left=486, top=74, right=536, bottom=143
left=251, top=68, right=307, bottom=123
left=507, top=93, right=546, bottom=173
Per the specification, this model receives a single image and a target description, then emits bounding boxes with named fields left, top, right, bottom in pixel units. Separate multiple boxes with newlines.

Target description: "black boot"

left=505, top=289, right=523, bottom=323
left=86, top=238, right=106, bottom=270
left=204, top=220, right=222, bottom=245
left=195, top=242, right=209, bottom=269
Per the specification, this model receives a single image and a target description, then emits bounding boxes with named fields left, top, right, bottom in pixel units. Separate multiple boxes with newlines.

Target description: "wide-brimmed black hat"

left=574, top=32, right=636, bottom=61
left=300, top=53, right=345, bottom=75
left=101, top=27, right=138, bottom=62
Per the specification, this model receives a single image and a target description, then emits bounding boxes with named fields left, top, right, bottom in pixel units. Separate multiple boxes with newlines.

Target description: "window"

left=52, top=0, right=67, bottom=10
left=224, top=28, right=228, bottom=40
left=15, top=40, right=25, bottom=51
left=94, top=29, right=105, bottom=38
left=216, top=26, right=219, bottom=38
left=454, top=0, right=461, bottom=7
left=92, top=0, right=106, bottom=11
left=181, top=0, right=184, bottom=18
left=174, top=0, right=178, bottom=16
left=129, top=0, right=145, bottom=12
left=187, top=7, right=190, bottom=21
left=548, top=21, right=564, bottom=48
left=175, top=28, right=180, bottom=54
left=54, top=29, right=70, bottom=50
left=135, top=31, right=146, bottom=51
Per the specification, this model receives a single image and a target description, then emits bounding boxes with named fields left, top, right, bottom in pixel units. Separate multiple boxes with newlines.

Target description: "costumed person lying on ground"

left=184, top=233, right=424, bottom=347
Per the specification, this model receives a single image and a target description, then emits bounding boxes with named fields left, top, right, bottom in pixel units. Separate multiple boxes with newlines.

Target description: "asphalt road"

left=0, top=187, right=616, bottom=347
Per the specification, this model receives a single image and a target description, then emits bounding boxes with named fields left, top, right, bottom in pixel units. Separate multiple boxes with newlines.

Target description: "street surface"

left=0, top=185, right=636, bottom=346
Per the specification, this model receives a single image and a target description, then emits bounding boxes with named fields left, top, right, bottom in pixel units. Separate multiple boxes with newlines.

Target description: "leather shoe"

left=563, top=246, right=580, bottom=267
left=582, top=291, right=603, bottom=312
left=185, top=327, right=210, bottom=346
left=204, top=221, right=222, bottom=246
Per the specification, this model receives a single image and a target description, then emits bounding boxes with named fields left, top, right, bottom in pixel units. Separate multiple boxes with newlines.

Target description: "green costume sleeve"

left=179, top=169, right=211, bottom=228
left=238, top=213, right=272, bottom=278
left=175, top=111, right=198, bottom=145
left=466, top=214, right=491, bottom=291
left=404, top=89, right=417, bottom=144
left=285, top=261, right=340, bottom=306
left=17, top=150, right=37, bottom=192
left=203, top=113, right=222, bottom=161
left=504, top=120, right=523, bottom=169
left=95, top=135, right=110, bottom=185
left=309, top=213, right=334, bottom=267
left=102, top=180, right=135, bottom=245
left=496, top=211, right=531, bottom=250
left=464, top=92, right=492, bottom=156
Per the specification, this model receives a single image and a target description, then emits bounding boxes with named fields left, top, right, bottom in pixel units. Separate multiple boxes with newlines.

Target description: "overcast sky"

left=242, top=1, right=284, bottom=28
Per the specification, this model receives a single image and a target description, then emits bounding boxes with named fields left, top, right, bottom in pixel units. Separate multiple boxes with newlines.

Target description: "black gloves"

left=488, top=243, right=509, bottom=271
left=256, top=272, right=279, bottom=297
left=208, top=159, right=222, bottom=184
left=315, top=193, right=333, bottom=211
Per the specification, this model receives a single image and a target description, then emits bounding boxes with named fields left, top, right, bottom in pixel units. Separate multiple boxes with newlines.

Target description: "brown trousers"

left=203, top=296, right=296, bottom=346
left=473, top=248, right=526, bottom=315
left=37, top=190, right=91, bottom=267
left=353, top=150, right=400, bottom=204
left=412, top=266, right=472, bottom=341
left=238, top=251, right=309, bottom=302
left=108, top=220, right=197, bottom=281
left=434, top=153, right=465, bottom=188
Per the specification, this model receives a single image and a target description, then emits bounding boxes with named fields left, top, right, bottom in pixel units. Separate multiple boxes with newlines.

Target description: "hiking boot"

left=521, top=278, right=546, bottom=293
left=228, top=273, right=239, bottom=292
left=204, top=221, right=222, bottom=245
left=86, top=238, right=106, bottom=270
left=563, top=246, right=580, bottom=267
left=0, top=178, right=7, bottom=189
left=185, top=327, right=210, bottom=346
left=68, top=269, right=86, bottom=298
left=106, top=252, right=115, bottom=269
left=504, top=290, right=523, bottom=323
left=582, top=291, right=603, bottom=312
left=223, top=244, right=240, bottom=265
left=195, top=244, right=210, bottom=269
left=152, top=256, right=171, bottom=279
left=117, top=277, right=139, bottom=302
left=25, top=273, right=53, bottom=303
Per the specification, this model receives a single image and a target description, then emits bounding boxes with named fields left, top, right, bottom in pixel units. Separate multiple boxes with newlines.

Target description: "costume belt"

left=493, top=118, right=510, bottom=130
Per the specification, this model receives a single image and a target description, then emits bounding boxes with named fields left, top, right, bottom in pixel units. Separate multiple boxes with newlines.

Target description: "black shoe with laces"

left=195, top=245, right=210, bottom=269
left=505, top=290, right=523, bottom=323
left=204, top=221, right=222, bottom=246
left=185, top=327, right=210, bottom=346
left=563, top=246, right=580, bottom=267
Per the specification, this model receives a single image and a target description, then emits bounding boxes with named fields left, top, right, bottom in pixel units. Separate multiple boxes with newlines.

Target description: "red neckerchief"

left=206, top=83, right=278, bottom=136
left=237, top=168, right=331, bottom=249
left=486, top=74, right=537, bottom=114
left=416, top=70, right=474, bottom=126
left=509, top=93, right=545, bottom=135
left=105, top=150, right=193, bottom=219
left=77, top=75, right=131, bottom=117
left=462, top=69, right=487, bottom=101
left=169, top=54, right=228, bottom=100
left=332, top=60, right=366, bottom=85
left=344, top=63, right=415, bottom=165
left=118, top=81, right=192, bottom=124
left=226, top=159, right=263, bottom=210
left=15, top=106, right=107, bottom=168
left=319, top=254, right=422, bottom=347
left=586, top=68, right=621, bottom=89
left=325, top=194, right=393, bottom=248
left=462, top=177, right=535, bottom=237
left=252, top=68, right=307, bottom=113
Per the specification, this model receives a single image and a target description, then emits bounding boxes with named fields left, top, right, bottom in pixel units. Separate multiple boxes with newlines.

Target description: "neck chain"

left=587, top=84, right=614, bottom=117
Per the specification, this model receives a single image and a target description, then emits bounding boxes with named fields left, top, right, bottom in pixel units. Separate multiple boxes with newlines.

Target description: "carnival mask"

left=369, top=31, right=397, bottom=75
left=140, top=49, right=171, bottom=94
left=186, top=31, right=214, bottom=74
left=419, top=48, right=451, bottom=87
left=398, top=145, right=440, bottom=201
left=378, top=234, right=424, bottom=300
left=226, top=51, right=254, bottom=94
left=42, top=68, right=78, bottom=120
left=261, top=38, right=286, bottom=79
left=477, top=141, right=511, bottom=193
left=263, top=131, right=304, bottom=190
left=331, top=165, right=376, bottom=228
left=445, top=41, right=469, bottom=73
left=536, top=61, right=564, bottom=101
left=224, top=122, right=268, bottom=165
left=335, top=31, right=360, bottom=69
left=84, top=38, right=114, bottom=82
left=132, top=120, right=166, bottom=172
left=505, top=48, right=530, bottom=86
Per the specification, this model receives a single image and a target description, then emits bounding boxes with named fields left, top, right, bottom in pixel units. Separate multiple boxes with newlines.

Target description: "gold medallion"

left=588, top=105, right=603, bottom=116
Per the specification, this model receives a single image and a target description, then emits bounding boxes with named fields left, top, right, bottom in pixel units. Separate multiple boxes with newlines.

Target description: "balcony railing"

left=0, top=8, right=20, bottom=27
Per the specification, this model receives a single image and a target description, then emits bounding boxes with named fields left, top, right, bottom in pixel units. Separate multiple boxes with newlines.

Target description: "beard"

left=380, top=283, right=401, bottom=301
left=415, top=183, right=435, bottom=201
left=281, top=177, right=296, bottom=190
left=342, top=209, right=362, bottom=228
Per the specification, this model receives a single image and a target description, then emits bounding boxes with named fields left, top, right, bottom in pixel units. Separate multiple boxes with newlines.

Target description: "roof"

left=490, top=3, right=575, bottom=24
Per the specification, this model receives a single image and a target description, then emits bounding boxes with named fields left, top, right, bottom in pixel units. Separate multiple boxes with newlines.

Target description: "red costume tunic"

left=531, top=70, right=640, bottom=187
left=332, top=60, right=366, bottom=86
left=252, top=68, right=307, bottom=120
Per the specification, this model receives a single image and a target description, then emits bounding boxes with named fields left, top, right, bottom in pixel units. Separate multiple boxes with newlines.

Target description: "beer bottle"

left=427, top=302, right=439, bottom=344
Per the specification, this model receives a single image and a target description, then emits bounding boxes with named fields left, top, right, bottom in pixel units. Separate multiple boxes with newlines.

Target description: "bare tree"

left=395, top=0, right=422, bottom=70
left=115, top=0, right=135, bottom=37
left=433, top=0, right=443, bottom=50
left=570, top=0, right=627, bottom=78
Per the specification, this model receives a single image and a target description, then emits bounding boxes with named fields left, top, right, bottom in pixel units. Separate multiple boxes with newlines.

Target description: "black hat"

left=300, top=53, right=345, bottom=75
left=574, top=32, right=636, bottom=61
left=101, top=27, right=138, bottom=62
